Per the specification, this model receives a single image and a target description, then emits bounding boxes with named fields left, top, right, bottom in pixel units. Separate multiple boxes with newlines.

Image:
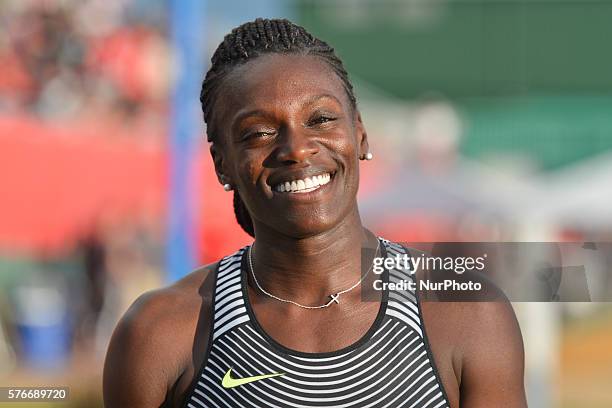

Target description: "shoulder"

left=121, top=261, right=218, bottom=334
left=392, top=242, right=526, bottom=406
left=103, top=262, right=219, bottom=408
left=422, top=298, right=523, bottom=359
left=417, top=273, right=526, bottom=407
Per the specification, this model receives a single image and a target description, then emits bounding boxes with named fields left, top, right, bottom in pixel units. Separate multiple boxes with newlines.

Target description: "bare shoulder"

left=400, top=245, right=526, bottom=406
left=419, top=272, right=526, bottom=407
left=103, top=262, right=218, bottom=408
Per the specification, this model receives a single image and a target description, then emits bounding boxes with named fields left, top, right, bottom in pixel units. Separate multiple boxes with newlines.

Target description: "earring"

left=223, top=183, right=233, bottom=191
left=360, top=152, right=373, bottom=161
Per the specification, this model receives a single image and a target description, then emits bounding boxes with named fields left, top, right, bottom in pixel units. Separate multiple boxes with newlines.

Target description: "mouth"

left=272, top=172, right=334, bottom=194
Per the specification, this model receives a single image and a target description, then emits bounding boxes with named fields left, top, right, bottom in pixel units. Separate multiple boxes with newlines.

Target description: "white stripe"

left=215, top=289, right=243, bottom=311
left=189, top=394, right=209, bottom=408
left=218, top=254, right=241, bottom=271
left=193, top=387, right=222, bottom=408
left=214, top=298, right=245, bottom=322
left=388, top=300, right=421, bottom=328
left=431, top=398, right=448, bottom=408
left=216, top=262, right=241, bottom=286
left=406, top=377, right=437, bottom=407
left=388, top=290, right=417, bottom=304
left=213, top=315, right=249, bottom=341
left=198, top=377, right=248, bottom=408
left=415, top=390, right=444, bottom=408
left=380, top=365, right=433, bottom=408
left=217, top=254, right=242, bottom=273
left=386, top=308, right=423, bottom=337
left=214, top=276, right=241, bottom=299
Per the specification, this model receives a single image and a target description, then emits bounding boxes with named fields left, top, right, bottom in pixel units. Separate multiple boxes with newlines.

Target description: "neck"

left=249, top=205, right=380, bottom=305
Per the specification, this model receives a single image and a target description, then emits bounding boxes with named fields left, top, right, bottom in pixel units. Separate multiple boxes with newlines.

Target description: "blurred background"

left=0, top=0, right=611, bottom=407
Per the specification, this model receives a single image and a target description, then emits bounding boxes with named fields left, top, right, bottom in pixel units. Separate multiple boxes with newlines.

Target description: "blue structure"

left=167, top=0, right=207, bottom=282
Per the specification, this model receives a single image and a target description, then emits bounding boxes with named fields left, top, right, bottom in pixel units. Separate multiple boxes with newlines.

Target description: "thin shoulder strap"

left=383, top=240, right=424, bottom=338
left=211, top=247, right=250, bottom=341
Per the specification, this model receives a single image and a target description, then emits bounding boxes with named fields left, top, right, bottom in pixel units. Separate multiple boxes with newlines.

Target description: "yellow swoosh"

left=221, top=367, right=284, bottom=389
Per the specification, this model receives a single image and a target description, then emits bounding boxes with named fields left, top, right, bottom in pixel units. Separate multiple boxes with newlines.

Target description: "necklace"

left=247, top=240, right=381, bottom=309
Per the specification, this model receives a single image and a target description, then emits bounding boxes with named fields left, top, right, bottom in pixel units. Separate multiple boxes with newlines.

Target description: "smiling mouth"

left=272, top=172, right=333, bottom=194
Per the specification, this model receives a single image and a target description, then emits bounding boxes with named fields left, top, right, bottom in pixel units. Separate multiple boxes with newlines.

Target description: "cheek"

left=327, top=129, right=360, bottom=175
left=237, top=161, right=259, bottom=186
left=231, top=149, right=260, bottom=186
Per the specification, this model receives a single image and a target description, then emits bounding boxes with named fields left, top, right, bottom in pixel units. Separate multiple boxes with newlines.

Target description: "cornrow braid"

left=202, top=18, right=357, bottom=238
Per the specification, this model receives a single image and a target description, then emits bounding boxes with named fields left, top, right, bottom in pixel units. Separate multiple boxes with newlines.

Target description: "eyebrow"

left=232, top=109, right=275, bottom=127
left=231, top=93, right=343, bottom=126
left=305, top=93, right=343, bottom=108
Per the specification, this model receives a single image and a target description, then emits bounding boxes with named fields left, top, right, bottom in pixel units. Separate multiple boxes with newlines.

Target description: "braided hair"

left=201, top=18, right=357, bottom=237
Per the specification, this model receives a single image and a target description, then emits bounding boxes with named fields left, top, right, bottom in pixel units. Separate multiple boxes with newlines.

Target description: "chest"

left=249, top=292, right=383, bottom=354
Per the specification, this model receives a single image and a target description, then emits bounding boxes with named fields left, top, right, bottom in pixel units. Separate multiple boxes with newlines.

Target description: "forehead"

left=216, top=53, right=350, bottom=120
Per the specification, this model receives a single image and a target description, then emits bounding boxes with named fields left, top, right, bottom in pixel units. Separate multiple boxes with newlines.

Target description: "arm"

left=103, top=290, right=184, bottom=408
left=459, top=301, right=527, bottom=408
left=103, top=264, right=216, bottom=408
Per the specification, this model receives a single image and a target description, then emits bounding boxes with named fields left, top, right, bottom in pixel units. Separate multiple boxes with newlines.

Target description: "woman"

left=104, top=18, right=526, bottom=408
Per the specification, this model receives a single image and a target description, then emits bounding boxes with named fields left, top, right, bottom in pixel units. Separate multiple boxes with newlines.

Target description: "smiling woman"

left=103, top=18, right=527, bottom=408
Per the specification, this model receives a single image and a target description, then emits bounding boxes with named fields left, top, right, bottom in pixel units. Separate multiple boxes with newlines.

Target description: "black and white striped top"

left=184, top=238, right=451, bottom=408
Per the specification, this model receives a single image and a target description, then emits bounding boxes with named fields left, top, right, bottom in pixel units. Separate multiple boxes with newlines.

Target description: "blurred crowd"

left=0, top=0, right=171, bottom=129
left=0, top=1, right=171, bottom=395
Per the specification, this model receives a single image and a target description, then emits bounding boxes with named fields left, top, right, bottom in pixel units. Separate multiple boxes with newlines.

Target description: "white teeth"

left=273, top=172, right=332, bottom=193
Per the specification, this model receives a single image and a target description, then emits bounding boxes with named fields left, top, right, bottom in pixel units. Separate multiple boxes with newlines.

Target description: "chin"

left=271, top=208, right=351, bottom=239
left=273, top=217, right=329, bottom=238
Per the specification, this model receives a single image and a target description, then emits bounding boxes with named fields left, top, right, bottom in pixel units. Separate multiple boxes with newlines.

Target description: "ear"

left=210, top=143, right=231, bottom=186
left=355, top=111, right=370, bottom=158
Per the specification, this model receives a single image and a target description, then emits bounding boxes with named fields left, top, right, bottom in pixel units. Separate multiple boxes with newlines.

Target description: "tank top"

left=183, top=237, right=451, bottom=408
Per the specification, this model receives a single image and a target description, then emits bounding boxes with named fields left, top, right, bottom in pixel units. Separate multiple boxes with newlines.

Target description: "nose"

left=274, top=125, right=319, bottom=164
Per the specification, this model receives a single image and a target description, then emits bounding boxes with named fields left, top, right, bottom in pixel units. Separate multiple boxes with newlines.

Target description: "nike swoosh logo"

left=221, top=367, right=284, bottom=389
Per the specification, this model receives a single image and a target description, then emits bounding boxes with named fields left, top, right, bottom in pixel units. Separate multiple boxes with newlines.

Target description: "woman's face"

left=211, top=53, right=368, bottom=238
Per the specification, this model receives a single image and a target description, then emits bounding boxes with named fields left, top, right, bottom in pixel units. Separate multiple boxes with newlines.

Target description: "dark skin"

left=103, top=54, right=527, bottom=408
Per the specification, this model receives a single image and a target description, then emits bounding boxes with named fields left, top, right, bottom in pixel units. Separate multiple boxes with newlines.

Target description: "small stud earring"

left=223, top=183, right=232, bottom=191
left=361, top=152, right=373, bottom=161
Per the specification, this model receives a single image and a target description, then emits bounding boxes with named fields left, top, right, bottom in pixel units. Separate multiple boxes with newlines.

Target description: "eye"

left=242, top=129, right=276, bottom=141
left=308, top=115, right=337, bottom=126
left=253, top=131, right=274, bottom=137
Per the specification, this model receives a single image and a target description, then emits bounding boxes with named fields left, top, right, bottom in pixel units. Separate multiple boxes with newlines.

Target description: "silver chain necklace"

left=247, top=240, right=381, bottom=309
